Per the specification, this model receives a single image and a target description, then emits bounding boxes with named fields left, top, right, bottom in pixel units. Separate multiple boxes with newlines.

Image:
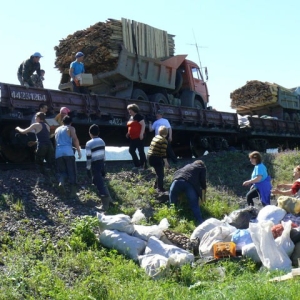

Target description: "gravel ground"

left=0, top=164, right=109, bottom=243
left=0, top=161, right=169, bottom=244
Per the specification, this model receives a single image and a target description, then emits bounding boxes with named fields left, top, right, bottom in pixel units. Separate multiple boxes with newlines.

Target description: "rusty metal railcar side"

left=1, top=82, right=300, bottom=163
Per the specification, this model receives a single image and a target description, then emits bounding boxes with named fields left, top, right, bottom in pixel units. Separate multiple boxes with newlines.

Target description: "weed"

left=69, top=216, right=100, bottom=250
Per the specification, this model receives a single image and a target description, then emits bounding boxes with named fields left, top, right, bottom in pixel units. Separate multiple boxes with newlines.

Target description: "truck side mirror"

left=205, top=67, right=208, bottom=81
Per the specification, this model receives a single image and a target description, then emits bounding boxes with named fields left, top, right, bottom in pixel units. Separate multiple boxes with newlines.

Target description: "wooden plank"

left=121, top=18, right=128, bottom=50
left=127, top=19, right=133, bottom=53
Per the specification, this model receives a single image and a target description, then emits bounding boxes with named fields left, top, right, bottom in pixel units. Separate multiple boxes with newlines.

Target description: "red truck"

left=59, top=46, right=209, bottom=111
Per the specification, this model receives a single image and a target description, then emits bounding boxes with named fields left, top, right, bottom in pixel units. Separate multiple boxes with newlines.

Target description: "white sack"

left=256, top=205, right=286, bottom=225
left=131, top=209, right=146, bottom=224
left=242, top=243, right=261, bottom=263
left=145, top=236, right=194, bottom=264
left=190, top=218, right=224, bottom=241
left=199, top=225, right=237, bottom=258
left=97, top=212, right=134, bottom=234
left=99, top=229, right=146, bottom=261
left=138, top=254, right=169, bottom=279
left=133, top=218, right=169, bottom=241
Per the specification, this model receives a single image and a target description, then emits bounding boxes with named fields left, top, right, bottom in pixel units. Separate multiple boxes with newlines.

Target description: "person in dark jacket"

left=169, top=160, right=207, bottom=224
left=17, top=52, right=43, bottom=87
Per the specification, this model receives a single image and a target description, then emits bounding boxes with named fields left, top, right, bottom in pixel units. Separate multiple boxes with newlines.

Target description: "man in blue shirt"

left=69, top=52, right=87, bottom=94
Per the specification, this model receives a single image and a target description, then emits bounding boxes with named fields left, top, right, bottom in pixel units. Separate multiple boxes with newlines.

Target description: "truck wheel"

left=194, top=99, right=204, bottom=109
left=132, top=89, right=149, bottom=101
left=151, top=93, right=168, bottom=104
left=172, top=70, right=183, bottom=94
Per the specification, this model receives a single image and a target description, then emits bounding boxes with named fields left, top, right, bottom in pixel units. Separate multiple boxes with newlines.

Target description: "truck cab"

left=178, top=59, right=209, bottom=109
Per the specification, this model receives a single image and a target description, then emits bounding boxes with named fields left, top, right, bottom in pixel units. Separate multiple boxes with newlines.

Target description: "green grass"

left=1, top=151, right=300, bottom=299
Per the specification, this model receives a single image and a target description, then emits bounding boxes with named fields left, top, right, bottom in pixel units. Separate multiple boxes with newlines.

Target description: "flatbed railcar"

left=1, top=82, right=300, bottom=163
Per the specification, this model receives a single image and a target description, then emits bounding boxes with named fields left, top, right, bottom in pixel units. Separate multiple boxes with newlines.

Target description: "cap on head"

left=75, top=52, right=84, bottom=58
left=32, top=52, right=43, bottom=58
left=156, top=109, right=164, bottom=115
left=60, top=107, right=70, bottom=114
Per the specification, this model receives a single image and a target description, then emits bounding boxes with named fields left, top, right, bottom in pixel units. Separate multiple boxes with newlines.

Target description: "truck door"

left=182, top=60, right=209, bottom=105
left=190, top=65, right=209, bottom=103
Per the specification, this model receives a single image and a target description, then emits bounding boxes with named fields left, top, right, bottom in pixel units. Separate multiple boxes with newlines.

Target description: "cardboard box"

left=45, top=118, right=60, bottom=127
left=80, top=73, right=93, bottom=86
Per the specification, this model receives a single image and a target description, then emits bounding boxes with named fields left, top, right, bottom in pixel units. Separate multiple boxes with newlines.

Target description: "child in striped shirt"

left=86, top=124, right=112, bottom=211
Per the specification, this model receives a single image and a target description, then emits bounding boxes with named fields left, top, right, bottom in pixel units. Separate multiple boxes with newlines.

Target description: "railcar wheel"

left=0, top=125, right=34, bottom=163
left=190, top=135, right=207, bottom=158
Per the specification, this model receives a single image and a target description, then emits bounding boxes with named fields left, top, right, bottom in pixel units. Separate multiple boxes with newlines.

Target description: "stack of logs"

left=54, top=18, right=175, bottom=76
left=230, top=80, right=279, bottom=109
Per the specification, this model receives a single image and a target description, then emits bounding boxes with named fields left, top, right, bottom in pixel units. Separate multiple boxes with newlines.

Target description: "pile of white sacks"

left=98, top=210, right=194, bottom=279
left=98, top=205, right=300, bottom=278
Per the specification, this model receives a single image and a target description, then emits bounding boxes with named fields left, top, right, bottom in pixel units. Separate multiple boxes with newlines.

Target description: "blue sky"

left=1, top=0, right=299, bottom=113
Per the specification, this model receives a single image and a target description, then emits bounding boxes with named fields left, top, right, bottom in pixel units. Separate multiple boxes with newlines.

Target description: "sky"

left=1, top=0, right=300, bottom=113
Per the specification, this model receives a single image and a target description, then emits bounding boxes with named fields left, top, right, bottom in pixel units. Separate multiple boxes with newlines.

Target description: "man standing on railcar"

left=17, top=52, right=43, bottom=87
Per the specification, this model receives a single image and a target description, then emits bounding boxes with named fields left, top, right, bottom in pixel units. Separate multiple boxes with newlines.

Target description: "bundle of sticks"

left=230, top=80, right=278, bottom=109
left=54, top=18, right=175, bottom=76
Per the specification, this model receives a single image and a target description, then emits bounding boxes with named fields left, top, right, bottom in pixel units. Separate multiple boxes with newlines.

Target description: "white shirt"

left=152, top=118, right=171, bottom=135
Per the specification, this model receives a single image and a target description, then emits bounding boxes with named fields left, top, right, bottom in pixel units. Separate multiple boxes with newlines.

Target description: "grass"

left=1, top=150, right=300, bottom=299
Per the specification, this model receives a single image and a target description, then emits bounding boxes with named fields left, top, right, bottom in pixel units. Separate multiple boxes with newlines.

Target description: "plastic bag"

left=231, top=229, right=253, bottom=250
left=99, top=229, right=147, bottom=261
left=277, top=196, right=300, bottom=214
left=290, top=227, right=300, bottom=244
left=249, top=221, right=291, bottom=271
left=226, top=207, right=258, bottom=229
left=256, top=205, right=286, bottom=225
left=97, top=212, right=134, bottom=234
left=290, top=241, right=300, bottom=267
left=275, top=221, right=294, bottom=257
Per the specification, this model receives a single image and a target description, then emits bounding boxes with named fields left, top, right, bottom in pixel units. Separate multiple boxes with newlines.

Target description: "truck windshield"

left=191, top=67, right=203, bottom=81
